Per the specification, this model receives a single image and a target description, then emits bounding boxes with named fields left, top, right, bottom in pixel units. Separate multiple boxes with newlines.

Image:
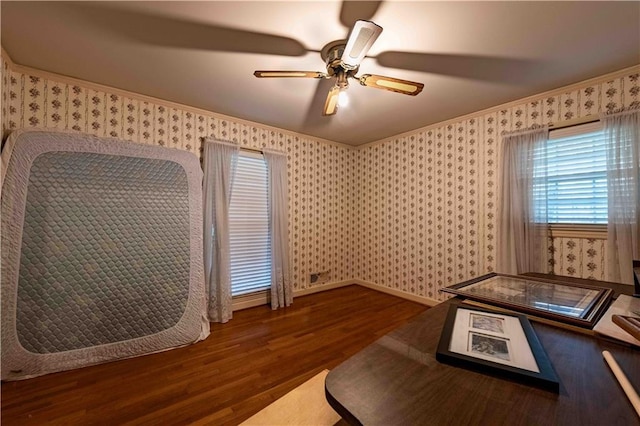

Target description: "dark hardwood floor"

left=1, top=285, right=427, bottom=425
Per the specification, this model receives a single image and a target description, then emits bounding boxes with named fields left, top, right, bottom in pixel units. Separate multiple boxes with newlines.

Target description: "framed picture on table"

left=440, top=273, right=613, bottom=328
left=633, top=260, right=640, bottom=297
left=436, top=304, right=559, bottom=392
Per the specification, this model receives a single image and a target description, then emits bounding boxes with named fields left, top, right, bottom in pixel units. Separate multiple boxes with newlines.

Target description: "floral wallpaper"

left=0, top=56, right=357, bottom=292
left=1, top=51, right=638, bottom=303
left=356, top=68, right=640, bottom=302
left=551, top=237, right=607, bottom=280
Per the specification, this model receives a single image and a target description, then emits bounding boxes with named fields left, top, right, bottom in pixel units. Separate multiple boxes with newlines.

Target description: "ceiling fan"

left=254, top=20, right=424, bottom=116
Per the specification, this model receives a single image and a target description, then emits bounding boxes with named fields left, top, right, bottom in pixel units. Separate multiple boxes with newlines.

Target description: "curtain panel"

left=263, top=150, right=292, bottom=309
left=498, top=127, right=551, bottom=275
left=601, top=109, right=640, bottom=285
left=202, top=139, right=239, bottom=323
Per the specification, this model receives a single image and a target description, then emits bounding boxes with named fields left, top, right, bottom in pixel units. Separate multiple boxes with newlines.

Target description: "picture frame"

left=441, top=273, right=612, bottom=328
left=633, top=260, right=640, bottom=298
left=436, top=304, right=560, bottom=392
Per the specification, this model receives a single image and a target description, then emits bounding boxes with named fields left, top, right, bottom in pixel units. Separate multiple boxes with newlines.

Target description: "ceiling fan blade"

left=304, top=78, right=337, bottom=126
left=339, top=1, right=384, bottom=28
left=341, top=20, right=383, bottom=69
left=68, top=3, right=308, bottom=56
left=254, top=71, right=326, bottom=78
left=323, top=86, right=341, bottom=116
left=359, top=74, right=424, bottom=96
left=375, top=52, right=540, bottom=83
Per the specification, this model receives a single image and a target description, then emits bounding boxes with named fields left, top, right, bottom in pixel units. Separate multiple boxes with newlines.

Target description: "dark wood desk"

left=325, top=299, right=640, bottom=425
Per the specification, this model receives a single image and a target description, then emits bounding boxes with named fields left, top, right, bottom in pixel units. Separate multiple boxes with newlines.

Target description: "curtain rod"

left=549, top=115, right=599, bottom=131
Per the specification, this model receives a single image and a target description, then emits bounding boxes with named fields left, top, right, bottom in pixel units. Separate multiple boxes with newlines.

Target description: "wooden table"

left=325, top=298, right=640, bottom=425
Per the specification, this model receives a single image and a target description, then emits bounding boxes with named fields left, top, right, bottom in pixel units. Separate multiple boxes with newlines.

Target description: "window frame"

left=228, top=150, right=272, bottom=298
left=543, top=121, right=608, bottom=239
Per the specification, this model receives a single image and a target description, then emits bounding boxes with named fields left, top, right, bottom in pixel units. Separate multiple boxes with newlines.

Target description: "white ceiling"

left=2, top=1, right=639, bottom=146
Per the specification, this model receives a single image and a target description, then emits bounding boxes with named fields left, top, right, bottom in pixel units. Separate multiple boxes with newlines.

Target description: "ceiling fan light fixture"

left=338, top=90, right=349, bottom=107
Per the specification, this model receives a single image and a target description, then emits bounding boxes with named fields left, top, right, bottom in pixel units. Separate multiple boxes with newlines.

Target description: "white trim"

left=293, top=280, right=354, bottom=297
left=232, top=280, right=354, bottom=311
left=231, top=279, right=442, bottom=312
left=353, top=279, right=441, bottom=307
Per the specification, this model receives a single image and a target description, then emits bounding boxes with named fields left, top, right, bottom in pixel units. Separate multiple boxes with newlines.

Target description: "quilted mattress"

left=1, top=129, right=209, bottom=380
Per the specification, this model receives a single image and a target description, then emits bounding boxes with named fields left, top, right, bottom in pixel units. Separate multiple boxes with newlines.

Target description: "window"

left=537, top=122, right=607, bottom=225
left=229, top=152, right=271, bottom=296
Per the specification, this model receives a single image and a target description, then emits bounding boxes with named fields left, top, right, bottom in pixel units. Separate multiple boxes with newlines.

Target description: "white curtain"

left=203, top=139, right=239, bottom=323
left=498, top=127, right=551, bottom=274
left=263, top=150, right=292, bottom=309
left=601, top=109, right=640, bottom=285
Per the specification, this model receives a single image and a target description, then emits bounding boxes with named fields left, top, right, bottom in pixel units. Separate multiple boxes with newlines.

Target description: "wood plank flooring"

left=1, top=285, right=427, bottom=425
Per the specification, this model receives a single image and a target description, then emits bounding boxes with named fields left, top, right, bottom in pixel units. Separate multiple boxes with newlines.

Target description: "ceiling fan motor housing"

left=321, top=41, right=358, bottom=78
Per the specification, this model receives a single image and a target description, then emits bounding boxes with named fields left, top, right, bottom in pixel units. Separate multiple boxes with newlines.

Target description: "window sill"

left=549, top=224, right=607, bottom=239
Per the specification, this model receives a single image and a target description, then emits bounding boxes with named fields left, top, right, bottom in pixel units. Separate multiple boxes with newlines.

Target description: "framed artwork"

left=436, top=304, right=559, bottom=392
left=441, top=273, right=613, bottom=328
left=633, top=260, right=640, bottom=297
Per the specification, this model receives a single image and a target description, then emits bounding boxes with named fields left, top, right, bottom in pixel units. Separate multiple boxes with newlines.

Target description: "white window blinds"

left=545, top=122, right=607, bottom=224
left=229, top=152, right=271, bottom=296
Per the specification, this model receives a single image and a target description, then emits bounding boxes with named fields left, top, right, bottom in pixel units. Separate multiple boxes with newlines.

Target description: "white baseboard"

left=232, top=280, right=355, bottom=312
left=232, top=279, right=440, bottom=312
left=353, top=279, right=441, bottom=307
left=293, top=280, right=354, bottom=297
